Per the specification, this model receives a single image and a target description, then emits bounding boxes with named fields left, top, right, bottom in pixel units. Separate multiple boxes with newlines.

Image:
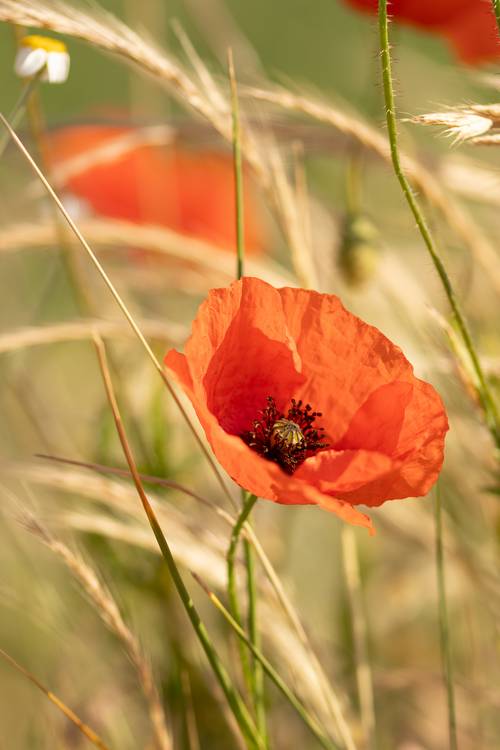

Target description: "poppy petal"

left=184, top=280, right=305, bottom=435
left=165, top=277, right=447, bottom=528
left=165, top=347, right=373, bottom=530
left=294, top=448, right=395, bottom=493
left=335, top=380, right=448, bottom=506
left=278, top=286, right=413, bottom=443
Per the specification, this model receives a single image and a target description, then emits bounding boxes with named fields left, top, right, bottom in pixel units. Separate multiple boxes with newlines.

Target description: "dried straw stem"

left=0, top=218, right=293, bottom=288
left=0, top=318, right=185, bottom=354
left=248, top=86, right=500, bottom=294
left=0, top=0, right=314, bottom=286
left=0, top=646, right=111, bottom=749
left=7, top=459, right=356, bottom=740
left=24, top=515, right=172, bottom=750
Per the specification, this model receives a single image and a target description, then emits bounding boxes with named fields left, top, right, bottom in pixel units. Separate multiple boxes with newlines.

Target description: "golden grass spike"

left=247, top=85, right=500, bottom=295
left=23, top=515, right=172, bottom=750
left=0, top=646, right=111, bottom=749
left=0, top=112, right=234, bottom=507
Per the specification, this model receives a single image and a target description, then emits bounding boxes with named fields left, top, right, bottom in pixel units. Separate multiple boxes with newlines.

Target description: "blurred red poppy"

left=344, top=0, right=500, bottom=64
left=46, top=124, right=266, bottom=254
left=165, top=277, right=448, bottom=530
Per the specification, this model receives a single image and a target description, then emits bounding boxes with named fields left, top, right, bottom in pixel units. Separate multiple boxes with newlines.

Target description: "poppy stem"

left=226, top=493, right=259, bottom=705
left=434, top=486, right=458, bottom=750
left=192, top=572, right=341, bottom=750
left=243, top=528, right=268, bottom=746
left=0, top=646, right=111, bottom=750
left=92, top=335, right=264, bottom=750
left=377, top=0, right=500, bottom=450
left=228, top=48, right=245, bottom=280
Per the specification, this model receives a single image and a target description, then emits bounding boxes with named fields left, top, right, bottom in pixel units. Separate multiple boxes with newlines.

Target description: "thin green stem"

left=378, top=0, right=500, bottom=449
left=0, top=72, right=41, bottom=159
left=0, top=113, right=234, bottom=508
left=492, top=0, right=500, bottom=34
left=227, top=493, right=259, bottom=699
left=435, top=486, right=458, bottom=750
left=341, top=527, right=376, bottom=750
left=193, top=574, right=340, bottom=750
left=244, top=535, right=268, bottom=746
left=93, top=336, right=263, bottom=750
left=227, top=57, right=267, bottom=740
left=228, top=48, right=245, bottom=280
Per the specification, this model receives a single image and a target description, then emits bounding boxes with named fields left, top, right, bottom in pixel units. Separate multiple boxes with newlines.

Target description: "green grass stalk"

left=377, top=0, right=500, bottom=449
left=244, top=536, right=268, bottom=746
left=0, top=113, right=235, bottom=507
left=0, top=72, right=41, bottom=158
left=226, top=493, right=259, bottom=699
left=228, top=48, right=245, bottom=281
left=193, top=573, right=341, bottom=750
left=228, top=49, right=267, bottom=743
left=92, top=335, right=263, bottom=750
left=435, top=487, right=458, bottom=750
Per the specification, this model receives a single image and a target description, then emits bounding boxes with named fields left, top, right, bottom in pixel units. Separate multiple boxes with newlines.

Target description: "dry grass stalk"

left=34, top=454, right=356, bottom=746
left=469, top=134, right=500, bottom=145
left=0, top=111, right=235, bottom=506
left=48, top=125, right=176, bottom=187
left=0, top=0, right=225, bottom=134
left=22, top=513, right=172, bottom=750
left=5, top=458, right=356, bottom=739
left=0, top=218, right=293, bottom=288
left=0, top=0, right=314, bottom=284
left=412, top=104, right=500, bottom=144
left=247, top=86, right=500, bottom=295
left=411, top=112, right=494, bottom=143
left=0, top=318, right=185, bottom=355
left=439, top=158, right=500, bottom=206
left=341, top=527, right=376, bottom=749
left=0, top=646, right=111, bottom=749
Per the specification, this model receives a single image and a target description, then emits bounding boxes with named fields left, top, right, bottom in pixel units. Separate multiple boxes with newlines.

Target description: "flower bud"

left=338, top=213, right=379, bottom=287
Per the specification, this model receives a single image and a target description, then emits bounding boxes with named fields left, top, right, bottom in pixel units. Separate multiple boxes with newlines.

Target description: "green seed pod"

left=338, top=213, right=380, bottom=287
left=271, top=418, right=305, bottom=447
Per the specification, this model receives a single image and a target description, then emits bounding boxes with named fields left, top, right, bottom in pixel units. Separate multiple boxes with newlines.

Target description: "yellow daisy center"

left=20, top=35, right=67, bottom=54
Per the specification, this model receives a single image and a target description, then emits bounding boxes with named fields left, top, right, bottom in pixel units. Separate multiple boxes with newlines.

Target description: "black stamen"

left=241, top=396, right=328, bottom=474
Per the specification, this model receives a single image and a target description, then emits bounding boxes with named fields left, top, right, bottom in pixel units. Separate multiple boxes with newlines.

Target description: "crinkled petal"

left=344, top=0, right=500, bottom=64
left=335, top=380, right=448, bottom=506
left=183, top=279, right=305, bottom=435
left=295, top=449, right=395, bottom=493
left=278, top=286, right=413, bottom=442
left=164, top=349, right=373, bottom=530
left=443, top=4, right=500, bottom=64
left=338, top=381, right=414, bottom=455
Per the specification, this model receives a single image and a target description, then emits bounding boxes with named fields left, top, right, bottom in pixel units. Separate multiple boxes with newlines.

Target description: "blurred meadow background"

left=0, top=1, right=500, bottom=748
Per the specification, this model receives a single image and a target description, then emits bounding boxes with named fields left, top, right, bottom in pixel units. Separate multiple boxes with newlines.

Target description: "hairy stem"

left=378, top=0, right=500, bottom=448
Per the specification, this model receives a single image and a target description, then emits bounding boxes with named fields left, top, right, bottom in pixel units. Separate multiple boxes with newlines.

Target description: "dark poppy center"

left=240, top=396, right=329, bottom=474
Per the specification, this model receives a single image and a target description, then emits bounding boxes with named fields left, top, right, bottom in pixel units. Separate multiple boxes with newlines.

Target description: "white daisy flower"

left=14, top=35, right=70, bottom=84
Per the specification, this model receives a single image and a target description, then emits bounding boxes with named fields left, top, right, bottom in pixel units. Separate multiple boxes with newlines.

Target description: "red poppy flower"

left=164, top=277, right=448, bottom=531
left=46, top=124, right=266, bottom=254
left=344, top=0, right=500, bottom=64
